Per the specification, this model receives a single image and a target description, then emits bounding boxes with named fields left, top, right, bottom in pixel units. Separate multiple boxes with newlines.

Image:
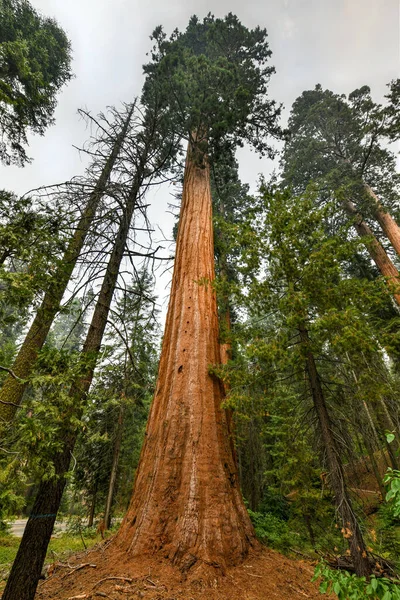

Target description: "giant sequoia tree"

left=115, top=14, right=281, bottom=576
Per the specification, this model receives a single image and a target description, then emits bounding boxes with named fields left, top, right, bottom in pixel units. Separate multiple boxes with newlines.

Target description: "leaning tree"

left=282, top=85, right=400, bottom=305
left=2, top=95, right=177, bottom=600
left=0, top=104, right=134, bottom=437
left=114, top=13, right=281, bottom=578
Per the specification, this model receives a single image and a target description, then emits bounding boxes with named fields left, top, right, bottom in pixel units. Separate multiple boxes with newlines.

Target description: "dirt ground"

left=36, top=541, right=331, bottom=600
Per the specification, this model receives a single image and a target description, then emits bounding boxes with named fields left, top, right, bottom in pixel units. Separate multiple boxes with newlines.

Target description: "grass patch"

left=0, top=530, right=108, bottom=590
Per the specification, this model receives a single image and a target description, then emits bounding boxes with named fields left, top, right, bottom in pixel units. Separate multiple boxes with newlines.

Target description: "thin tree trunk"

left=88, top=477, right=98, bottom=528
left=0, top=106, right=134, bottom=431
left=345, top=352, right=388, bottom=479
left=116, top=141, right=256, bottom=578
left=303, top=509, right=316, bottom=548
left=299, top=325, right=371, bottom=577
left=360, top=429, right=385, bottom=498
left=104, top=403, right=125, bottom=530
left=364, top=184, right=400, bottom=256
left=2, top=176, right=141, bottom=600
left=367, top=400, right=399, bottom=470
left=342, top=199, right=400, bottom=306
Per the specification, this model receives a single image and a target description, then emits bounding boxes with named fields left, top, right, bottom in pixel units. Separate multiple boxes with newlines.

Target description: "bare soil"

left=36, top=542, right=331, bottom=600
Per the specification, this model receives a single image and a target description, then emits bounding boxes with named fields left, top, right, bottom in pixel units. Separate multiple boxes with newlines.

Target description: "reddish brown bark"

left=364, top=184, right=400, bottom=256
left=343, top=199, right=400, bottom=306
left=116, top=143, right=256, bottom=575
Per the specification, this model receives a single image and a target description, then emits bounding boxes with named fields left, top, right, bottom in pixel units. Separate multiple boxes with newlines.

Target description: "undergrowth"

left=313, top=561, right=400, bottom=600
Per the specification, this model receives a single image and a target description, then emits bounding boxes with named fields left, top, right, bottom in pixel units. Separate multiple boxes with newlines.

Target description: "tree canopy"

left=0, top=0, right=72, bottom=165
left=143, top=13, right=281, bottom=159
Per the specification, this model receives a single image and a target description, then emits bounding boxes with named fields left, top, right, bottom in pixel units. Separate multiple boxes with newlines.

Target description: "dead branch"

left=0, top=365, right=23, bottom=383
left=92, top=576, right=133, bottom=590
left=62, top=563, right=97, bottom=579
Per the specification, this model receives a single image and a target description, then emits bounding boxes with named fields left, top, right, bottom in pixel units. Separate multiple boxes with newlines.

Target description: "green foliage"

left=384, top=79, right=400, bottom=141
left=0, top=189, right=72, bottom=374
left=143, top=13, right=281, bottom=160
left=282, top=83, right=400, bottom=221
left=69, top=269, right=159, bottom=522
left=0, top=0, right=73, bottom=165
left=313, top=561, right=400, bottom=599
left=248, top=509, right=299, bottom=552
left=384, top=469, right=400, bottom=519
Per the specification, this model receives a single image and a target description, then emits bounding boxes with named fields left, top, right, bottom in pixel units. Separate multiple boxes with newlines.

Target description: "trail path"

left=9, top=520, right=67, bottom=538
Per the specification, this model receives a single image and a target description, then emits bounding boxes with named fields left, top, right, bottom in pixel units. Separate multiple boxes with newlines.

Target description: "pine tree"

left=282, top=84, right=400, bottom=301
left=222, top=185, right=397, bottom=575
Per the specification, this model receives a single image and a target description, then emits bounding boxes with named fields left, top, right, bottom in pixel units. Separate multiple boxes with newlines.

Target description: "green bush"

left=313, top=561, right=400, bottom=600
left=248, top=509, right=299, bottom=552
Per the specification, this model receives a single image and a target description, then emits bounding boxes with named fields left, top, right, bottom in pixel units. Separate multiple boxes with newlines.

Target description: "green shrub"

left=313, top=560, right=400, bottom=600
left=248, top=509, right=299, bottom=552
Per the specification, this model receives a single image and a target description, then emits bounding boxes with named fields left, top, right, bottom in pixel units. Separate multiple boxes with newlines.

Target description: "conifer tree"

left=115, top=13, right=281, bottom=577
left=0, top=104, right=134, bottom=434
left=282, top=85, right=400, bottom=300
left=222, top=186, right=398, bottom=575
left=0, top=0, right=72, bottom=165
left=2, top=97, right=175, bottom=600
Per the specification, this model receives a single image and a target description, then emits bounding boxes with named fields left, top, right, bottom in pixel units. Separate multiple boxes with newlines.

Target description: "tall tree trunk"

left=115, top=142, right=256, bottom=578
left=299, top=325, right=371, bottom=577
left=0, top=105, right=134, bottom=432
left=2, top=176, right=141, bottom=600
left=342, top=199, right=400, bottom=306
left=364, top=184, right=400, bottom=256
left=104, top=403, right=125, bottom=530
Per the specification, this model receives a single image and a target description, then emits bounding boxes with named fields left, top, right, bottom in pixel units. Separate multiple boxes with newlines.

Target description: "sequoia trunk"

left=0, top=106, right=133, bottom=432
left=342, top=199, right=400, bottom=306
left=299, top=325, right=371, bottom=578
left=364, top=184, right=400, bottom=256
left=116, top=142, right=255, bottom=576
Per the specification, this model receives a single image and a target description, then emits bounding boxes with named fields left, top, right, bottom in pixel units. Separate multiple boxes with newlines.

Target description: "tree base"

left=31, top=539, right=327, bottom=600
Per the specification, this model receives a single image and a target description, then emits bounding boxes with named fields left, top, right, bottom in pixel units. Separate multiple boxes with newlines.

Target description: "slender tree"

left=298, top=324, right=371, bottom=576
left=2, top=97, right=176, bottom=600
left=0, top=104, right=134, bottom=433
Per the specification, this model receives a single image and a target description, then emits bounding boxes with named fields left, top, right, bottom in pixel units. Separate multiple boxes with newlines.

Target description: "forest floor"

left=36, top=541, right=332, bottom=600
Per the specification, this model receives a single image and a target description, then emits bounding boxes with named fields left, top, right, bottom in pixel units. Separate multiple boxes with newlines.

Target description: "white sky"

left=1, top=0, right=399, bottom=311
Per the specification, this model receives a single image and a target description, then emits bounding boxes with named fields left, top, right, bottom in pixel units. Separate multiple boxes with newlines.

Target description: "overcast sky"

left=1, top=0, right=399, bottom=308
